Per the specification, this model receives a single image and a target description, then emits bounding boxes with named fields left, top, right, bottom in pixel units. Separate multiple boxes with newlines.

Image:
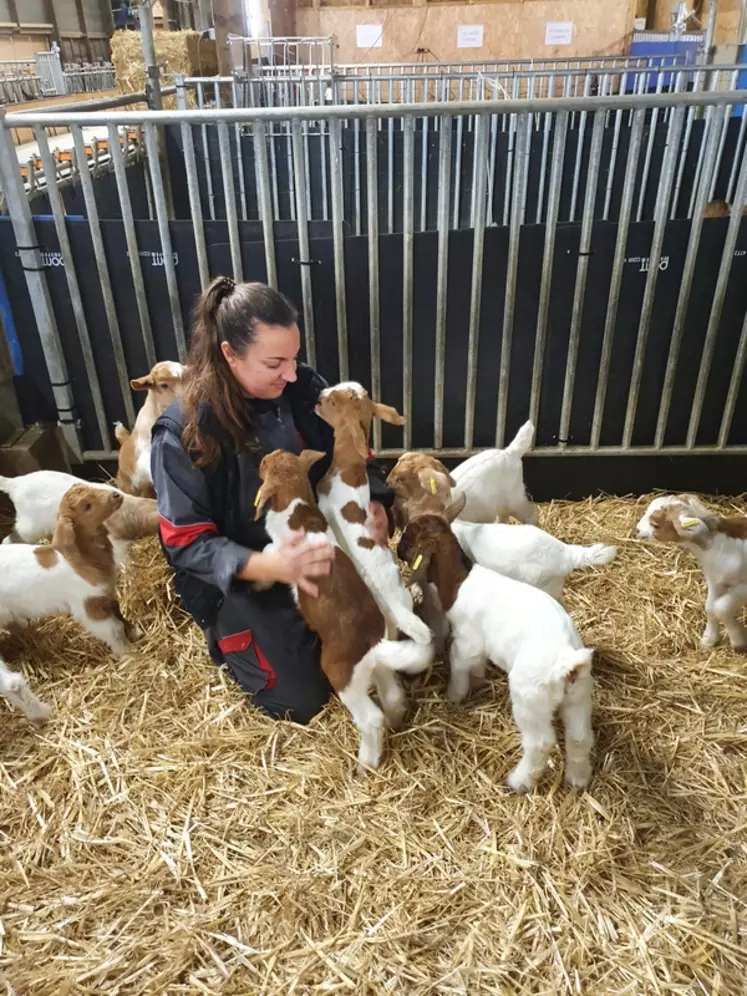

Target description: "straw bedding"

left=1, top=493, right=746, bottom=994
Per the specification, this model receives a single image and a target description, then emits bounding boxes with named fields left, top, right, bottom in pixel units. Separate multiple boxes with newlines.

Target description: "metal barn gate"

left=0, top=88, right=746, bottom=492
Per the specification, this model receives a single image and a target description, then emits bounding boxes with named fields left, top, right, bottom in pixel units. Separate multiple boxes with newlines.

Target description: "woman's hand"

left=241, top=531, right=335, bottom=597
left=367, top=501, right=389, bottom=546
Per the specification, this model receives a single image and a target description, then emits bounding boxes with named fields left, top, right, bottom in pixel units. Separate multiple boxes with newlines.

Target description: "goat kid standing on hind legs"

left=151, top=276, right=401, bottom=724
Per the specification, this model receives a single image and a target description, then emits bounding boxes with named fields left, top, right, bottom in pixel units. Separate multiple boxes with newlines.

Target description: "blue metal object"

left=629, top=32, right=700, bottom=90
left=0, top=263, right=24, bottom=375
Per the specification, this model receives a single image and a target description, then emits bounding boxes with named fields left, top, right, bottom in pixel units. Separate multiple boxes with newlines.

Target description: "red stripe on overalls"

left=217, top=629, right=276, bottom=690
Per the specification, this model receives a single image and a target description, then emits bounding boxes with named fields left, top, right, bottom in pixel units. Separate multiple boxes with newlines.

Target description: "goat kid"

left=0, top=656, right=51, bottom=723
left=399, top=500, right=594, bottom=793
left=451, top=421, right=539, bottom=525
left=256, top=449, right=434, bottom=769
left=386, top=452, right=457, bottom=533
left=453, top=520, right=617, bottom=605
left=0, top=485, right=139, bottom=655
left=0, top=470, right=159, bottom=563
left=636, top=494, right=747, bottom=650
left=315, top=383, right=431, bottom=645
left=115, top=360, right=186, bottom=497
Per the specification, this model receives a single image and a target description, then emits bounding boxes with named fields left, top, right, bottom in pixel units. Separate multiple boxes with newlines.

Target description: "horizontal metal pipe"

left=7, top=89, right=745, bottom=127
left=372, top=444, right=747, bottom=459
left=14, top=91, right=151, bottom=114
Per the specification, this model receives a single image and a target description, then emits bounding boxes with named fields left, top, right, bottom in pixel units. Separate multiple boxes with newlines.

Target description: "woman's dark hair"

left=182, top=276, right=298, bottom=466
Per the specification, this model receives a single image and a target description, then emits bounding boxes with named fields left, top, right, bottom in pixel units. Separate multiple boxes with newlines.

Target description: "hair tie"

left=220, top=276, right=235, bottom=296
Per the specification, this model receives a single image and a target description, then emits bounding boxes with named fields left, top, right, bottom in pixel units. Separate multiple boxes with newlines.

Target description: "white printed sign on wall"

left=356, top=24, right=383, bottom=49
left=545, top=21, right=573, bottom=45
left=457, top=24, right=484, bottom=49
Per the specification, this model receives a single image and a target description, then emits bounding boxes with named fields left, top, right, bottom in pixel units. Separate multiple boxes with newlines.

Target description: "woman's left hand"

left=367, top=501, right=389, bottom=546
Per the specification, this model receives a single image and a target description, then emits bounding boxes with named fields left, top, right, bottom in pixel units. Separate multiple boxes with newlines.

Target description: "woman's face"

left=222, top=322, right=301, bottom=399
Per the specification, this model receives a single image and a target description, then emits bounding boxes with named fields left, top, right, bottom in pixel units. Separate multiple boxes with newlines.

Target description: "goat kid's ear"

left=371, top=401, right=405, bottom=426
left=130, top=375, right=154, bottom=391
left=673, top=513, right=708, bottom=540
left=443, top=490, right=467, bottom=523
left=431, top=458, right=457, bottom=487
left=53, top=512, right=77, bottom=551
left=254, top=485, right=272, bottom=520
left=299, top=449, right=326, bottom=476
left=352, top=428, right=370, bottom=464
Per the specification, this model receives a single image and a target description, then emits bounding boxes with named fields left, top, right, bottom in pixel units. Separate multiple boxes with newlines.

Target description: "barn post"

left=0, top=111, right=83, bottom=461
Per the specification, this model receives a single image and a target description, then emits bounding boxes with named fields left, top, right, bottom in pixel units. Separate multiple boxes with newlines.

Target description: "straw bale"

left=1, top=493, right=746, bottom=994
left=110, top=27, right=218, bottom=95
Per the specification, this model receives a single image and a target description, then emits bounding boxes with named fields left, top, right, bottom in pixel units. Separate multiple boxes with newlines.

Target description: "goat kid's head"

left=635, top=494, right=714, bottom=545
left=57, top=484, right=124, bottom=542
left=316, top=383, right=404, bottom=446
left=131, top=361, right=187, bottom=407
left=396, top=492, right=467, bottom=579
left=255, top=448, right=326, bottom=519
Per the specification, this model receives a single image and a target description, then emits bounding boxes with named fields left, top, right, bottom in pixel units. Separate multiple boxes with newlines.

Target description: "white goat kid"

left=452, top=520, right=617, bottom=604
left=315, top=383, right=431, bottom=645
left=636, top=494, right=747, bottom=651
left=399, top=500, right=595, bottom=793
left=0, top=656, right=51, bottom=723
left=452, top=421, right=538, bottom=524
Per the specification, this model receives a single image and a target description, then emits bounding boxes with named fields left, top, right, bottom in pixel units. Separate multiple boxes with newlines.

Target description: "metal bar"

left=420, top=114, right=429, bottom=232
left=530, top=111, right=568, bottom=428
left=196, top=83, right=216, bottom=221
left=232, top=75, right=248, bottom=221
left=291, top=118, right=316, bottom=368
left=453, top=112, right=464, bottom=229
left=253, top=120, right=277, bottom=289
left=496, top=114, right=530, bottom=447
left=353, top=117, right=361, bottom=236
left=366, top=118, right=382, bottom=453
left=687, top=151, right=747, bottom=448
left=689, top=104, right=715, bottom=218
left=569, top=75, right=592, bottom=222
left=719, top=309, right=747, bottom=447
left=604, top=100, right=624, bottom=220
left=387, top=115, right=394, bottom=234
left=106, top=122, right=157, bottom=368
left=143, top=123, right=186, bottom=360
left=329, top=117, right=349, bottom=382
left=373, top=443, right=747, bottom=459
left=726, top=107, right=747, bottom=204
left=434, top=113, right=452, bottom=450
left=707, top=80, right=734, bottom=202
left=34, top=126, right=112, bottom=447
left=591, top=108, right=646, bottom=449
left=655, top=103, right=727, bottom=447
left=176, top=92, right=209, bottom=289
left=623, top=105, right=686, bottom=449
left=217, top=120, right=243, bottom=281
left=558, top=110, right=605, bottom=446
left=636, top=72, right=666, bottom=222
left=464, top=113, right=489, bottom=451
left=71, top=125, right=135, bottom=427
left=402, top=115, right=415, bottom=450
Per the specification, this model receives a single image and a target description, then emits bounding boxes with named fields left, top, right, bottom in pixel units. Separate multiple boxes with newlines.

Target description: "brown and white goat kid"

left=0, top=485, right=139, bottom=655
left=398, top=499, right=594, bottom=793
left=636, top=494, right=747, bottom=650
left=115, top=361, right=186, bottom=497
left=386, top=452, right=456, bottom=533
left=315, top=383, right=432, bottom=645
left=256, top=449, right=434, bottom=769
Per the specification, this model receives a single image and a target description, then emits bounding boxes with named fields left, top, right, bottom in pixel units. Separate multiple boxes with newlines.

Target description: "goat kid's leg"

left=0, top=666, right=51, bottom=722
left=701, top=580, right=722, bottom=648
left=373, top=666, right=407, bottom=730
left=713, top=585, right=747, bottom=651
left=338, top=661, right=386, bottom=772
left=560, top=670, right=594, bottom=789
left=420, top=582, right=449, bottom=657
left=510, top=496, right=539, bottom=527
left=507, top=682, right=557, bottom=794
left=77, top=598, right=133, bottom=656
left=448, top=641, right=485, bottom=704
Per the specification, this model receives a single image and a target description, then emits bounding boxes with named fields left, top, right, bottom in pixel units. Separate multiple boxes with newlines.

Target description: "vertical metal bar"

left=536, top=107, right=552, bottom=224
left=530, top=111, right=568, bottom=428
left=387, top=114, right=394, bottom=234
left=569, top=74, right=592, bottom=222
left=143, top=122, right=186, bottom=361
left=623, top=105, right=686, bottom=449
left=402, top=114, right=415, bottom=450
left=286, top=118, right=296, bottom=223
left=655, top=103, right=727, bottom=448
left=496, top=114, right=529, bottom=447
left=329, top=118, right=348, bottom=382
left=366, top=118, right=382, bottom=453
left=604, top=101, right=624, bottom=220
left=464, top=113, right=489, bottom=451
left=687, top=150, right=747, bottom=448
left=591, top=108, right=646, bottom=449
left=291, top=118, right=315, bottom=368
left=105, top=122, right=157, bottom=366
left=707, top=83, right=734, bottom=201
left=176, top=112, right=209, bottom=289
left=726, top=108, right=747, bottom=204
left=486, top=113, right=499, bottom=227
left=353, top=116, right=361, bottom=236
left=320, top=118, right=329, bottom=222
left=196, top=83, right=216, bottom=221
left=453, top=112, right=464, bottom=229
left=420, top=113, right=429, bottom=232
left=231, top=76, right=248, bottom=221
left=719, top=309, right=747, bottom=447
left=71, top=125, right=135, bottom=426
left=34, top=126, right=112, bottom=447
left=217, top=121, right=243, bottom=282
left=434, top=113, right=452, bottom=450
left=672, top=99, right=697, bottom=218
left=253, top=120, right=277, bottom=289
left=558, top=111, right=605, bottom=446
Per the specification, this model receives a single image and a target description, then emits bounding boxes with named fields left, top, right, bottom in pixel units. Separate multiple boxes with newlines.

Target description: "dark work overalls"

left=150, top=363, right=394, bottom=724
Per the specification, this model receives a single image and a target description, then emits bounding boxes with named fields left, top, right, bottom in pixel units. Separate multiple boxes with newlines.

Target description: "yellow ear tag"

left=430, top=478, right=436, bottom=495
left=681, top=517, right=700, bottom=529
left=412, top=554, right=423, bottom=571
left=254, top=490, right=262, bottom=508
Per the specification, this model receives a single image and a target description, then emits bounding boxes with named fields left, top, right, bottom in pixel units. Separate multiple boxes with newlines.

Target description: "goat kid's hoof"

left=564, top=763, right=592, bottom=789
left=29, top=702, right=53, bottom=725
left=700, top=632, right=721, bottom=649
left=506, top=768, right=536, bottom=794
left=730, top=641, right=747, bottom=654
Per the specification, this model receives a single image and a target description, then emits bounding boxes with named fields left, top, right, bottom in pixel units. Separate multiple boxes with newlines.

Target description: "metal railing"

left=0, top=89, right=745, bottom=463
left=228, top=34, right=334, bottom=71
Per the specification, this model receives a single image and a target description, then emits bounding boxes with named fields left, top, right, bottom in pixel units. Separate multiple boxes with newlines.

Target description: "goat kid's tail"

left=568, top=543, right=617, bottom=571
left=505, top=420, right=535, bottom=458
left=0, top=475, right=15, bottom=497
left=114, top=422, right=130, bottom=446
left=552, top=648, right=594, bottom=685
left=376, top=637, right=434, bottom=675
left=387, top=600, right=433, bottom=645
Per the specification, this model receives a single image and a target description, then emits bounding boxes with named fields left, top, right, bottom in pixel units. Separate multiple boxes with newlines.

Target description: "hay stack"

left=111, top=27, right=218, bottom=94
left=1, top=493, right=747, bottom=993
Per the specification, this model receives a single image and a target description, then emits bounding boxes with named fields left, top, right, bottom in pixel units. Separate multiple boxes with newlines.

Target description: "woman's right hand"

left=246, top=531, right=335, bottom=597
